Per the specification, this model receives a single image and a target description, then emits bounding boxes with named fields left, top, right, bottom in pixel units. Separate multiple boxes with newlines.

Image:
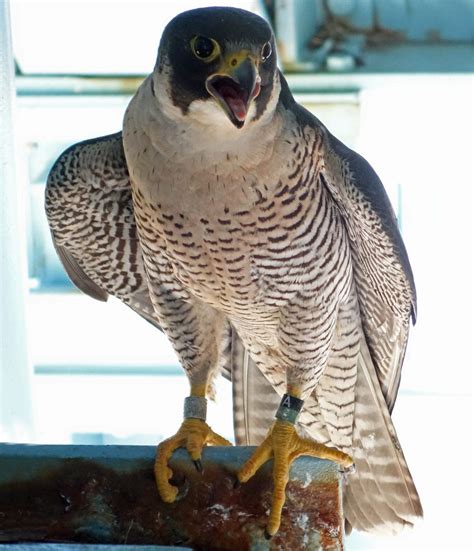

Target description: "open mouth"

left=206, top=76, right=250, bottom=129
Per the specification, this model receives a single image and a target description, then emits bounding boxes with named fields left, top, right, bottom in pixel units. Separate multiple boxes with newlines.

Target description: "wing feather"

left=321, top=136, right=415, bottom=411
left=45, top=132, right=160, bottom=331
left=53, top=242, right=108, bottom=302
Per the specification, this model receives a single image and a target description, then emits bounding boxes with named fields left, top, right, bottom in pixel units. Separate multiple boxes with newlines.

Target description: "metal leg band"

left=275, top=393, right=304, bottom=424
left=184, top=395, right=207, bottom=421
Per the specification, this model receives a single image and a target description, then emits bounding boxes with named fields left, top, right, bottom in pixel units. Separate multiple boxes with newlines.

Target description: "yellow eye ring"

left=191, top=35, right=220, bottom=62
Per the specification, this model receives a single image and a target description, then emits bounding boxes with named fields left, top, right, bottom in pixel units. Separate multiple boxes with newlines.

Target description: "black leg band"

left=275, top=393, right=304, bottom=424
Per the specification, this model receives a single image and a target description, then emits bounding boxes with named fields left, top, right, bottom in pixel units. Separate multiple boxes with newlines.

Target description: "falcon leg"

left=238, top=389, right=353, bottom=537
left=155, top=382, right=232, bottom=503
left=143, top=283, right=232, bottom=503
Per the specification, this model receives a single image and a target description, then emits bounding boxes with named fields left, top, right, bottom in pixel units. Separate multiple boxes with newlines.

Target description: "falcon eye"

left=191, top=35, right=220, bottom=61
left=261, top=41, right=272, bottom=62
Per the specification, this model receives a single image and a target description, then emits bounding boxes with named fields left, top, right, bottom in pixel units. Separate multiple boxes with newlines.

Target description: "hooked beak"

left=205, top=54, right=261, bottom=129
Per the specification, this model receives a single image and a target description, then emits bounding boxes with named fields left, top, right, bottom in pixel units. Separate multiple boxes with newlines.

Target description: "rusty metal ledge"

left=0, top=546, right=182, bottom=550
left=0, top=444, right=344, bottom=550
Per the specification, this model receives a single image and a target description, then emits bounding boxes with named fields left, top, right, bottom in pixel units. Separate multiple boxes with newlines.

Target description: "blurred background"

left=1, top=0, right=473, bottom=549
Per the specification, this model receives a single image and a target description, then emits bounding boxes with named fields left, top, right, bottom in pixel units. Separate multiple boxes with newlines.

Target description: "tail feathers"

left=344, top=337, right=423, bottom=534
left=230, top=329, right=280, bottom=446
left=227, top=326, right=422, bottom=535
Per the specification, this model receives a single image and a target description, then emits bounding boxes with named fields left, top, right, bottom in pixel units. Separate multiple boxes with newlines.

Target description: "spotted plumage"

left=46, top=6, right=422, bottom=536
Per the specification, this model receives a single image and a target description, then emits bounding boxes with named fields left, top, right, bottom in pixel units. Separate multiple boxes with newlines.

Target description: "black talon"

left=264, top=529, right=273, bottom=540
left=193, top=459, right=203, bottom=472
left=233, top=478, right=241, bottom=489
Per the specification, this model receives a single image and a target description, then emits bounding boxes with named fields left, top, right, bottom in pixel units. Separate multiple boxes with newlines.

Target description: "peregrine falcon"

left=46, top=6, right=423, bottom=537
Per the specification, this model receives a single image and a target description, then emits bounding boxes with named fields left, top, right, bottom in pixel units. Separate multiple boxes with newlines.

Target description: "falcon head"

left=155, top=7, right=278, bottom=130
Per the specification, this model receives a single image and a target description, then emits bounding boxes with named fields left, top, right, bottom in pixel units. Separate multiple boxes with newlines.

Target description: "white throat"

left=133, top=66, right=283, bottom=169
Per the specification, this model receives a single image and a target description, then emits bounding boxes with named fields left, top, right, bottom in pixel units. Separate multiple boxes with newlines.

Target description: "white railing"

left=0, top=0, right=34, bottom=442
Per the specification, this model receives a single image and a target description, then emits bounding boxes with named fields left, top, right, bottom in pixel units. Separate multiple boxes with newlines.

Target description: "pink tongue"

left=226, top=97, right=247, bottom=121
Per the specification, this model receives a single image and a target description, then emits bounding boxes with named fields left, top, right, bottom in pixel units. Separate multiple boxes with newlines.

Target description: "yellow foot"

left=237, top=419, right=353, bottom=537
left=154, top=418, right=232, bottom=503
